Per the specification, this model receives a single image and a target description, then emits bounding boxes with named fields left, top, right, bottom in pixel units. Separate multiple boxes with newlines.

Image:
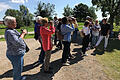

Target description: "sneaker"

left=66, top=60, right=70, bottom=64
left=62, top=63, right=70, bottom=66
left=83, top=54, right=88, bottom=56
left=86, top=47, right=91, bottom=51
left=21, top=76, right=26, bottom=80
left=69, top=55, right=75, bottom=59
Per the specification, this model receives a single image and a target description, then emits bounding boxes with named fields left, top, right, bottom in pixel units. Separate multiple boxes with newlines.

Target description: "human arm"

left=6, top=30, right=26, bottom=47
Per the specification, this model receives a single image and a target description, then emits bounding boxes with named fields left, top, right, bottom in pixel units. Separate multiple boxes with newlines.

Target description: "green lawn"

left=0, top=34, right=34, bottom=41
left=0, top=26, right=34, bottom=35
left=78, top=22, right=84, bottom=30
left=94, top=39, right=120, bottom=80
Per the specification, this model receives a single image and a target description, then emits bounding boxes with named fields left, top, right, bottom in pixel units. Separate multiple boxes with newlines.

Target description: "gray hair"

left=4, top=16, right=16, bottom=26
left=36, top=16, right=42, bottom=22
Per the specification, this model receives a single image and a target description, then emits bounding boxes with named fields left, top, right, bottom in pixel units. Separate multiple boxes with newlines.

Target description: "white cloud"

left=0, top=3, right=11, bottom=12
left=11, top=0, right=28, bottom=4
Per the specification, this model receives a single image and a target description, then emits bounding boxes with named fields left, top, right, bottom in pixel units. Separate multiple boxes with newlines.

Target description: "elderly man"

left=4, top=16, right=27, bottom=80
left=34, top=16, right=45, bottom=63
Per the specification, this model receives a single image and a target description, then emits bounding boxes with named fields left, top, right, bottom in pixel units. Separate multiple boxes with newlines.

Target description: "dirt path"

left=0, top=39, right=110, bottom=80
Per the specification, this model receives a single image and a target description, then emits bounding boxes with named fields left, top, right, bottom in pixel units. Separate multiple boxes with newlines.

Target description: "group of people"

left=81, top=16, right=111, bottom=56
left=34, top=16, right=79, bottom=69
left=4, top=15, right=112, bottom=80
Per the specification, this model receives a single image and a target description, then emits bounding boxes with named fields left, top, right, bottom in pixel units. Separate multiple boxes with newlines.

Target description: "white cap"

left=36, top=16, right=42, bottom=22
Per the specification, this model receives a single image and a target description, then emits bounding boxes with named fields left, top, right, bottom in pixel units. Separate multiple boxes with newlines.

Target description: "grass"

left=0, top=26, right=34, bottom=35
left=78, top=22, right=84, bottom=30
left=0, top=29, right=5, bottom=35
left=0, top=34, right=34, bottom=41
left=94, top=39, right=120, bottom=80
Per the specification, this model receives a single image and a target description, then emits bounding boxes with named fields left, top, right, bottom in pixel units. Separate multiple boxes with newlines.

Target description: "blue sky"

left=0, top=0, right=103, bottom=20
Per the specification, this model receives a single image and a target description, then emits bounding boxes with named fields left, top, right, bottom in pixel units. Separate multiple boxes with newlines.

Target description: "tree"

left=63, top=4, right=73, bottom=17
left=73, top=3, right=97, bottom=21
left=34, top=1, right=55, bottom=18
left=92, top=0, right=120, bottom=26
left=5, top=5, right=34, bottom=28
left=20, top=5, right=33, bottom=26
left=88, top=7, right=97, bottom=20
left=5, top=9, right=24, bottom=28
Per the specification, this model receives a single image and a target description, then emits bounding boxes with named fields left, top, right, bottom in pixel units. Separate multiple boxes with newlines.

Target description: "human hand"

left=22, top=29, right=27, bottom=35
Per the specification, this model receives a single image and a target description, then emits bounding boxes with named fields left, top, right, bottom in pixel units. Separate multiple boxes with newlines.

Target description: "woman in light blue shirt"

left=61, top=17, right=74, bottom=66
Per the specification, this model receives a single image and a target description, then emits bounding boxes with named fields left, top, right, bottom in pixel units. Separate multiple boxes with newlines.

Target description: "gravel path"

left=0, top=39, right=110, bottom=80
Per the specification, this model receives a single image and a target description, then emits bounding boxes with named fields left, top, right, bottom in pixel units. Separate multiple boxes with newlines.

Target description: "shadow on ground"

left=0, top=50, right=83, bottom=80
left=92, top=38, right=120, bottom=56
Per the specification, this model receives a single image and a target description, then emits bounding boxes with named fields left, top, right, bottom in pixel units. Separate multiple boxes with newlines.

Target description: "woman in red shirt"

left=40, top=18, right=55, bottom=73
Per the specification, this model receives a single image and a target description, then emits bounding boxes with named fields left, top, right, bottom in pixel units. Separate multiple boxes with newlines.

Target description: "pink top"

left=40, top=26, right=55, bottom=51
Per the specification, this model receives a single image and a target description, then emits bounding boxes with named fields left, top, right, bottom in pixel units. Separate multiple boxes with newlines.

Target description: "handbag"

left=23, top=40, right=29, bottom=53
left=25, top=44, right=29, bottom=53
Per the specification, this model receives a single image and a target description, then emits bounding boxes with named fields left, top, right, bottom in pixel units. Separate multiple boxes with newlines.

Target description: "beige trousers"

left=44, top=50, right=51, bottom=71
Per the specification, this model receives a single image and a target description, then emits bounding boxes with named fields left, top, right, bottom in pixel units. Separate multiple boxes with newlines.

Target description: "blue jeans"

left=7, top=54, right=24, bottom=80
left=92, top=35, right=99, bottom=46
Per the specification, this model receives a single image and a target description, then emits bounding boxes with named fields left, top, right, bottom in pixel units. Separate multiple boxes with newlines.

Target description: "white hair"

left=36, top=16, right=42, bottom=22
left=4, top=16, right=16, bottom=26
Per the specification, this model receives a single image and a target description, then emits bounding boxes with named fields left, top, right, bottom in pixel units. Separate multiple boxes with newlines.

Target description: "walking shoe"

left=83, top=54, right=88, bottom=56
left=21, top=76, right=26, bottom=80
left=69, top=55, right=75, bottom=59
left=66, top=60, right=70, bottom=64
left=62, top=63, right=70, bottom=66
left=86, top=47, right=91, bottom=51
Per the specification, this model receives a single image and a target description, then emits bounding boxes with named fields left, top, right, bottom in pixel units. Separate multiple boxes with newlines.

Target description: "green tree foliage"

left=89, top=7, right=97, bottom=20
left=92, top=0, right=120, bottom=26
left=5, top=5, right=33, bottom=28
left=63, top=4, right=73, bottom=17
left=20, top=5, right=33, bottom=26
left=34, top=1, right=55, bottom=18
left=5, top=9, right=24, bottom=28
left=73, top=3, right=97, bottom=21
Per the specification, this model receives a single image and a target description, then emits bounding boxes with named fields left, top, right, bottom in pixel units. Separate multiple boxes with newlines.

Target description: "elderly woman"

left=4, top=16, right=27, bottom=80
left=61, top=17, right=75, bottom=66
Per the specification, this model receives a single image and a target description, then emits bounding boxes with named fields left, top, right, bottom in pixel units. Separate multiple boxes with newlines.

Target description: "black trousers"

left=62, top=41, right=71, bottom=63
left=57, top=40, right=62, bottom=49
left=54, top=31, right=57, bottom=45
left=82, top=35, right=90, bottom=54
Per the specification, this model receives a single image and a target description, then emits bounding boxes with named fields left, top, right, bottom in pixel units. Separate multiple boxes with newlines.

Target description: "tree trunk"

left=109, top=14, right=114, bottom=25
left=109, top=14, right=114, bottom=29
